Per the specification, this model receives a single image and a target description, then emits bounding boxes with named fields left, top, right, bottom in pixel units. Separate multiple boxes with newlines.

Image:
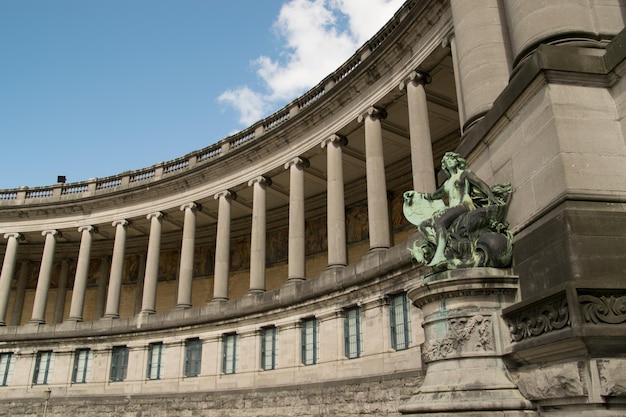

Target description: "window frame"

left=301, top=317, right=319, bottom=366
left=72, top=348, right=92, bottom=384
left=110, top=346, right=129, bottom=382
left=221, top=333, right=238, bottom=375
left=33, top=350, right=54, bottom=385
left=146, top=342, right=164, bottom=380
left=0, top=352, right=15, bottom=386
left=390, top=292, right=412, bottom=351
left=344, top=306, right=362, bottom=359
left=184, top=338, right=202, bottom=377
left=260, top=326, right=278, bottom=371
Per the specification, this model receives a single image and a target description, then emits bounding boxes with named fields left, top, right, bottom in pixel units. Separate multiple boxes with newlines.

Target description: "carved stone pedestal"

left=399, top=268, right=537, bottom=416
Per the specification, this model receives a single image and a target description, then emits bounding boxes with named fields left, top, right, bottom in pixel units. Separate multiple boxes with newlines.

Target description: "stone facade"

left=0, top=0, right=625, bottom=415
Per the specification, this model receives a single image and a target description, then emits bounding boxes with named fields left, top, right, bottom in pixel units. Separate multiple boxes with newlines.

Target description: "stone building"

left=0, top=0, right=625, bottom=416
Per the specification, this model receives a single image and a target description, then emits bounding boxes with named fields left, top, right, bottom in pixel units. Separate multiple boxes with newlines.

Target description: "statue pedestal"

left=399, top=268, right=537, bottom=416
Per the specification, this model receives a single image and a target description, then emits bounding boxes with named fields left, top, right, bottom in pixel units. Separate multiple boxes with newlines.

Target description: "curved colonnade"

left=0, top=0, right=626, bottom=415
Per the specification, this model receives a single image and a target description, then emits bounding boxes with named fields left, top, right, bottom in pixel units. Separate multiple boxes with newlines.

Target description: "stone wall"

left=0, top=372, right=423, bottom=417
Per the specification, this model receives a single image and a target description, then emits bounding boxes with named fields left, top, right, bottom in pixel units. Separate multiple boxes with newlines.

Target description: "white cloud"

left=218, top=0, right=404, bottom=127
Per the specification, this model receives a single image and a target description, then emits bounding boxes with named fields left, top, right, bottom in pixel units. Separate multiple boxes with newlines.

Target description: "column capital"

left=180, top=202, right=202, bottom=212
left=284, top=157, right=310, bottom=170
left=146, top=211, right=165, bottom=221
left=112, top=219, right=129, bottom=228
left=357, top=105, right=387, bottom=123
left=3, top=232, right=22, bottom=240
left=321, top=133, right=348, bottom=149
left=248, top=175, right=272, bottom=187
left=41, top=229, right=61, bottom=238
left=214, top=190, right=236, bottom=201
left=77, top=225, right=97, bottom=234
left=399, top=70, right=431, bottom=90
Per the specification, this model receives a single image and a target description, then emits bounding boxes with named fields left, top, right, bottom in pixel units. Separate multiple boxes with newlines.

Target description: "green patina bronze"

left=403, top=152, right=513, bottom=271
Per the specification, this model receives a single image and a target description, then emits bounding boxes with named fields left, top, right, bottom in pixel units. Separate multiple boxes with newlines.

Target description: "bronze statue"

left=403, top=152, right=513, bottom=271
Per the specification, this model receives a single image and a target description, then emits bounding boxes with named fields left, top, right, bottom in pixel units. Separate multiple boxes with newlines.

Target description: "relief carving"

left=422, top=315, right=492, bottom=361
left=506, top=298, right=569, bottom=342
left=580, top=295, right=626, bottom=325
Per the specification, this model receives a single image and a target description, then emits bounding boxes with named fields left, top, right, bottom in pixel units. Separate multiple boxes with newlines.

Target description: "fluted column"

left=53, top=258, right=70, bottom=324
left=177, top=203, right=199, bottom=309
left=248, top=176, right=270, bottom=293
left=358, top=106, right=391, bottom=251
left=104, top=220, right=129, bottom=319
left=399, top=71, right=436, bottom=193
left=31, top=229, right=60, bottom=324
left=285, top=157, right=309, bottom=282
left=68, top=226, right=95, bottom=321
left=0, top=233, right=21, bottom=325
left=140, top=212, right=164, bottom=315
left=213, top=190, right=235, bottom=301
left=10, top=261, right=30, bottom=326
left=322, top=134, right=348, bottom=267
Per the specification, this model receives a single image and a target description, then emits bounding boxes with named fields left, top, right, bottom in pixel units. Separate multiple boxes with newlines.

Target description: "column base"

left=210, top=297, right=228, bottom=303
left=102, top=314, right=119, bottom=320
left=66, top=316, right=83, bottom=323
left=247, top=289, right=265, bottom=295
left=175, top=303, right=192, bottom=310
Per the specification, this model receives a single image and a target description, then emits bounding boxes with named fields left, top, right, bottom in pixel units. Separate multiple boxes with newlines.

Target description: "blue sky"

left=0, top=0, right=404, bottom=189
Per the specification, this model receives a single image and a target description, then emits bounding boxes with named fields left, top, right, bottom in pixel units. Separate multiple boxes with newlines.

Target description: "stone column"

left=450, top=0, right=512, bottom=133
left=0, top=233, right=21, bottom=325
left=248, top=176, right=270, bottom=293
left=285, top=158, right=309, bottom=282
left=31, top=230, right=60, bottom=324
left=68, top=226, right=95, bottom=322
left=399, top=268, right=535, bottom=416
left=53, top=258, right=70, bottom=324
left=10, top=261, right=30, bottom=326
left=399, top=71, right=436, bottom=193
left=176, top=203, right=199, bottom=309
left=94, top=257, right=110, bottom=319
left=358, top=106, right=391, bottom=251
left=322, top=134, right=348, bottom=268
left=213, top=190, right=235, bottom=302
left=104, top=220, right=128, bottom=319
left=141, top=212, right=164, bottom=315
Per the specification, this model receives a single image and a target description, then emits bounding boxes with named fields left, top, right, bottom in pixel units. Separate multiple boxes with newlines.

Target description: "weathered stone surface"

left=597, top=359, right=626, bottom=397
left=512, top=362, right=586, bottom=400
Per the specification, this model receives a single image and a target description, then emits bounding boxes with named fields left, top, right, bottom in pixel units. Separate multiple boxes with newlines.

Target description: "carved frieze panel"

left=580, top=294, right=626, bottom=325
left=505, top=296, right=570, bottom=342
left=422, top=315, right=493, bottom=362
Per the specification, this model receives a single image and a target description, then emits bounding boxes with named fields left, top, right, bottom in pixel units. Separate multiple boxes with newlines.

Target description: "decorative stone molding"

left=580, top=294, right=626, bottom=325
left=422, top=315, right=493, bottom=362
left=506, top=297, right=570, bottom=342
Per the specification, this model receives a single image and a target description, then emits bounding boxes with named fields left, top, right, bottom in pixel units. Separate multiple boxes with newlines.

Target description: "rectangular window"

left=110, top=346, right=129, bottom=382
left=222, top=333, right=238, bottom=374
left=0, top=352, right=16, bottom=386
left=390, top=292, right=412, bottom=351
left=184, top=338, right=202, bottom=377
left=344, top=306, right=362, bottom=359
left=33, top=351, right=54, bottom=385
left=260, top=326, right=278, bottom=371
left=147, top=343, right=164, bottom=380
left=72, top=348, right=92, bottom=383
left=301, top=317, right=319, bottom=365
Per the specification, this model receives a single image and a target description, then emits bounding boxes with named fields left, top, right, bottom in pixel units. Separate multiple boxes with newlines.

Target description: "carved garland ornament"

left=422, top=315, right=492, bottom=361
left=580, top=295, right=626, bottom=324
left=506, top=298, right=570, bottom=342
